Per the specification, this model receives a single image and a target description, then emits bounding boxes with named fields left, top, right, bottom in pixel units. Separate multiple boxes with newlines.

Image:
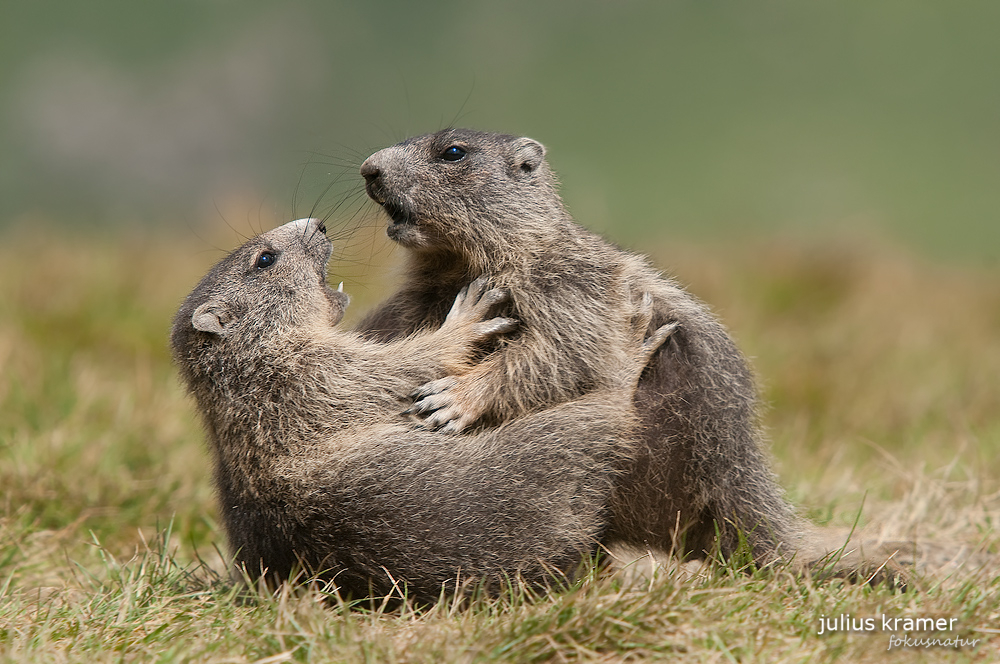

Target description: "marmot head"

left=360, top=129, right=560, bottom=257
left=170, top=218, right=349, bottom=374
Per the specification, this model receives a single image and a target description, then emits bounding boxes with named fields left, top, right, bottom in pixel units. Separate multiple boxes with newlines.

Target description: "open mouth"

left=381, top=200, right=414, bottom=226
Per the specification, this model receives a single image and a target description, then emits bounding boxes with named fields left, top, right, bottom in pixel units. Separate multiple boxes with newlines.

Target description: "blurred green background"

left=0, top=0, right=997, bottom=258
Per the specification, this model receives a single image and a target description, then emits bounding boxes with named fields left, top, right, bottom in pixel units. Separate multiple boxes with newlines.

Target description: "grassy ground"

left=1, top=218, right=998, bottom=662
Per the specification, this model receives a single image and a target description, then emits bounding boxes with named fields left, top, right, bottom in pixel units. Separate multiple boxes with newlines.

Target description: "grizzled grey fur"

left=359, top=129, right=802, bottom=566
left=170, top=217, right=671, bottom=602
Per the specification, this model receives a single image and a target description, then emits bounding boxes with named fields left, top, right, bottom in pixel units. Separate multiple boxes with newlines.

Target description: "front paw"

left=443, top=276, right=512, bottom=327
left=404, top=376, right=482, bottom=433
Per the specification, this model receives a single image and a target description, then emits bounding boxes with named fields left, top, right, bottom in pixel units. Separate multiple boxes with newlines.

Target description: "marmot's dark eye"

left=256, top=251, right=277, bottom=269
left=441, top=145, right=467, bottom=162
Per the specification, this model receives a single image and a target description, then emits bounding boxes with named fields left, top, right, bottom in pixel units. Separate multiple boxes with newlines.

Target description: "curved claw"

left=423, top=406, right=462, bottom=430
left=476, top=287, right=509, bottom=309
left=641, top=322, right=679, bottom=361
left=405, top=391, right=453, bottom=416
left=440, top=416, right=473, bottom=434
left=471, top=317, right=519, bottom=340
left=410, top=376, right=458, bottom=401
left=465, top=275, right=490, bottom=301
left=627, top=291, right=655, bottom=343
left=444, top=285, right=471, bottom=325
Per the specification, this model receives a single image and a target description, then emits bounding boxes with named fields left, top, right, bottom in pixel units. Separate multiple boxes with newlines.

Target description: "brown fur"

left=359, top=129, right=802, bottom=566
left=170, top=217, right=671, bottom=602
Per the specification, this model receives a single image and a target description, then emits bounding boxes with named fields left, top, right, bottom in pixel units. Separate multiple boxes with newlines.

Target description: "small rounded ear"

left=512, top=137, right=546, bottom=175
left=192, top=301, right=234, bottom=336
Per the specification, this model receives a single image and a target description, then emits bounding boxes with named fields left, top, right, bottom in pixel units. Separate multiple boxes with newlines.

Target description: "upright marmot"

left=358, top=129, right=801, bottom=566
left=171, top=217, right=673, bottom=602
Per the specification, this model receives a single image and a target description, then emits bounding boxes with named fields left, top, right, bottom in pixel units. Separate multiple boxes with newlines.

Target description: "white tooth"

left=337, top=282, right=344, bottom=292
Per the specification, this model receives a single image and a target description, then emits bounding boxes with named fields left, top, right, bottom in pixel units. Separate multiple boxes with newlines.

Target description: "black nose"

left=360, top=158, right=380, bottom=184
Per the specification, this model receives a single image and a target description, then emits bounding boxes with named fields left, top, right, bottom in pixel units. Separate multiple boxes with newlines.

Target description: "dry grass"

left=1, top=219, right=998, bottom=662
